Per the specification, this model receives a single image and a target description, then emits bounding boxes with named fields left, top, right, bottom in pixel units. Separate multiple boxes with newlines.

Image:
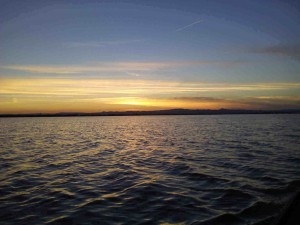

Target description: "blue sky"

left=0, top=0, right=300, bottom=113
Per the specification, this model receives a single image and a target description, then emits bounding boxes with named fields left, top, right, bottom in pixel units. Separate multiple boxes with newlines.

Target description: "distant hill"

left=1, top=108, right=300, bottom=117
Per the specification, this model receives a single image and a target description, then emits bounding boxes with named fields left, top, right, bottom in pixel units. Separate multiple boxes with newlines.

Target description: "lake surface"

left=0, top=115, right=300, bottom=225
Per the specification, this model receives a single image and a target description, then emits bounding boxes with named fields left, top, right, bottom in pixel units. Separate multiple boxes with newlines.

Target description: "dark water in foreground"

left=0, top=115, right=300, bottom=225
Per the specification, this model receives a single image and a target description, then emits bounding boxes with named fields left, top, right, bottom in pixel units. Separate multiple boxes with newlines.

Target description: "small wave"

left=211, top=189, right=255, bottom=213
left=165, top=163, right=193, bottom=176
left=200, top=213, right=245, bottom=225
left=239, top=200, right=283, bottom=220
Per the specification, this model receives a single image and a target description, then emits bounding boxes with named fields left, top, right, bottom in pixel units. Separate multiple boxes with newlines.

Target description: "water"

left=0, top=114, right=300, bottom=225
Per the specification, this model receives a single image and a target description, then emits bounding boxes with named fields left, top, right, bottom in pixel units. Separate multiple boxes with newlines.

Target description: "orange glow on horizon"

left=0, top=78, right=299, bottom=113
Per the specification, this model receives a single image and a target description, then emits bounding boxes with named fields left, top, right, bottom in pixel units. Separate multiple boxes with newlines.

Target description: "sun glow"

left=0, top=77, right=299, bottom=113
left=116, top=98, right=146, bottom=106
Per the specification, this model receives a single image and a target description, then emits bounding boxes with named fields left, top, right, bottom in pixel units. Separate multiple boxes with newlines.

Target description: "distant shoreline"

left=1, top=108, right=300, bottom=117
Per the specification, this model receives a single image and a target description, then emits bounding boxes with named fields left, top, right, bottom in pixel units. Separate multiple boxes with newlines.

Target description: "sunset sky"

left=1, top=0, right=300, bottom=113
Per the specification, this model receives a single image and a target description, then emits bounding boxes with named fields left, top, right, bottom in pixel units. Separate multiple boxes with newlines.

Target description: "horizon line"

left=1, top=108, right=300, bottom=117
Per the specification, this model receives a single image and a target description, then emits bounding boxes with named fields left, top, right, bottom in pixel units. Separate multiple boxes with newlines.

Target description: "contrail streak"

left=176, top=19, right=203, bottom=32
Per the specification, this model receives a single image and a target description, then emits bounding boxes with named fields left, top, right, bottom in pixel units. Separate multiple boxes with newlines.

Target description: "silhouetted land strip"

left=1, top=108, right=300, bottom=117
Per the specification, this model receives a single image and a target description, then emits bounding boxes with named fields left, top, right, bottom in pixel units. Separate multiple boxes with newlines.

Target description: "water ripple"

left=0, top=115, right=300, bottom=224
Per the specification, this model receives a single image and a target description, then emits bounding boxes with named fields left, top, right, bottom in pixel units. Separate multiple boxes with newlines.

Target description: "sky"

left=0, top=0, right=300, bottom=113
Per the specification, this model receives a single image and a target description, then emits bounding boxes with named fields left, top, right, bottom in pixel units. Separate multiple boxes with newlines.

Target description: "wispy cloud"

left=166, top=95, right=300, bottom=110
left=0, top=62, right=169, bottom=74
left=176, top=19, right=203, bottom=32
left=126, top=72, right=141, bottom=77
left=248, top=44, right=300, bottom=60
left=1, top=78, right=299, bottom=97
left=65, top=39, right=145, bottom=48
left=0, top=60, right=243, bottom=74
left=239, top=96, right=300, bottom=109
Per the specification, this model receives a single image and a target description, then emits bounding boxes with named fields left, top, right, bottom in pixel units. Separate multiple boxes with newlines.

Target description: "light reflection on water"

left=0, top=115, right=300, bottom=225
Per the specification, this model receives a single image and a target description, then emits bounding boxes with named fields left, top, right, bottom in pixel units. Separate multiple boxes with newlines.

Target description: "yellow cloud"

left=0, top=77, right=299, bottom=113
